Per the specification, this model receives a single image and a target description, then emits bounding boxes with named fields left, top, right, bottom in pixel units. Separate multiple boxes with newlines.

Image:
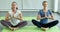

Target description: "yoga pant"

left=32, top=19, right=59, bottom=28
left=1, top=20, right=27, bottom=28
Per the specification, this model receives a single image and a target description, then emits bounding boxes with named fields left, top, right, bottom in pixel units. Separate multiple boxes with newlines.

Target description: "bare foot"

left=14, top=28, right=17, bottom=30
left=41, top=27, right=49, bottom=31
left=13, top=27, right=19, bottom=30
left=9, top=26, right=14, bottom=31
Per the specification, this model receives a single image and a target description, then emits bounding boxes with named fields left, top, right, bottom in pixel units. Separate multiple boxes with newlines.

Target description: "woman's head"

left=11, top=1, right=18, bottom=11
left=42, top=1, right=48, bottom=8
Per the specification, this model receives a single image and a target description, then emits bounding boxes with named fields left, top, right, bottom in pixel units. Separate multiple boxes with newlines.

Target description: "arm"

left=13, top=13, right=23, bottom=20
left=5, top=13, right=13, bottom=28
left=5, top=13, right=10, bottom=21
left=37, top=10, right=46, bottom=20
left=48, top=14, right=54, bottom=20
left=37, top=14, right=46, bottom=20
left=48, top=10, right=54, bottom=20
left=37, top=14, right=41, bottom=20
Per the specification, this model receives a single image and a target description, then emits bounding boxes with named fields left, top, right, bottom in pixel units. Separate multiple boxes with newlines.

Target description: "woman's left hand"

left=12, top=15, right=17, bottom=19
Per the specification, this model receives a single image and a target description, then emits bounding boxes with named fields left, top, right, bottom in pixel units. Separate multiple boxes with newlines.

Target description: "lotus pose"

left=32, top=1, right=59, bottom=31
left=1, top=2, right=27, bottom=31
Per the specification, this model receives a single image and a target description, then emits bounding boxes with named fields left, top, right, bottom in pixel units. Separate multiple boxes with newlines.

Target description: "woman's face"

left=12, top=3, right=17, bottom=11
left=43, top=2, right=48, bottom=8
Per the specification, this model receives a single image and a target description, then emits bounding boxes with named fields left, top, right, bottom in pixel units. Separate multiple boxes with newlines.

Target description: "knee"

left=32, top=19, right=35, bottom=21
left=32, top=19, right=36, bottom=22
left=54, top=20, right=59, bottom=24
left=23, top=21, right=27, bottom=25
left=0, top=20, right=7, bottom=24
left=0, top=20, right=5, bottom=23
left=55, top=20, right=59, bottom=23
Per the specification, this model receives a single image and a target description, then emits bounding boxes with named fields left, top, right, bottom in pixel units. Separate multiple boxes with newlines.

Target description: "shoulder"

left=38, top=9, right=43, bottom=14
left=48, top=10, right=52, bottom=12
left=48, top=10, right=53, bottom=15
left=5, top=10, right=11, bottom=15
left=48, top=9, right=51, bottom=11
left=39, top=9, right=43, bottom=11
left=17, top=10, right=22, bottom=14
left=39, top=9, right=43, bottom=13
left=8, top=10, right=12, bottom=14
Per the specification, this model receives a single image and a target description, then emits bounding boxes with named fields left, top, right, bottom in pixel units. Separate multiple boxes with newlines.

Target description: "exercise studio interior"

left=0, top=0, right=60, bottom=32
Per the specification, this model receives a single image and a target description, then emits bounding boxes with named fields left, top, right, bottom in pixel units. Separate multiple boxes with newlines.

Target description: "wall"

left=0, top=0, right=54, bottom=10
left=58, top=0, right=60, bottom=11
left=0, top=0, right=54, bottom=16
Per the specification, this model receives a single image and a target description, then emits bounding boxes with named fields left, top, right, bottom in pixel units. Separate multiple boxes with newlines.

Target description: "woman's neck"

left=43, top=7, right=48, bottom=12
left=43, top=7, right=47, bottom=10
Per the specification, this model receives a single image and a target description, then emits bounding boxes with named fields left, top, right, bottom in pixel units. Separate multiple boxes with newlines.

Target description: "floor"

left=53, top=13, right=60, bottom=29
left=0, top=13, right=60, bottom=32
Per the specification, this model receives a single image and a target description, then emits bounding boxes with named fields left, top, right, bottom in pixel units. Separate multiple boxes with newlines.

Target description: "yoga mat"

left=2, top=26, right=60, bottom=32
left=0, top=17, right=36, bottom=21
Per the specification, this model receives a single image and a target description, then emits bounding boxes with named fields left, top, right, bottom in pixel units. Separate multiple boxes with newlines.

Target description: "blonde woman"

left=1, top=2, right=27, bottom=31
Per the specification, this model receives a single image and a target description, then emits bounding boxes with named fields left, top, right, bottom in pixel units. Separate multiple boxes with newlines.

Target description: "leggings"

left=32, top=19, right=59, bottom=28
left=1, top=20, right=27, bottom=28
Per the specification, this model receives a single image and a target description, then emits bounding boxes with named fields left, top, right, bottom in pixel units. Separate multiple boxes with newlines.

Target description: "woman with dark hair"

left=32, top=1, right=59, bottom=31
left=1, top=2, right=27, bottom=31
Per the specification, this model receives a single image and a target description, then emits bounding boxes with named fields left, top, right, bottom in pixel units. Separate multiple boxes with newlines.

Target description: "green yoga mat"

left=2, top=26, right=60, bottom=32
left=0, top=17, right=36, bottom=21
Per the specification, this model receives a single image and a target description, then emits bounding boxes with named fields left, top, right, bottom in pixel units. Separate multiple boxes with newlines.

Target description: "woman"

left=1, top=2, right=27, bottom=31
left=32, top=1, right=59, bottom=31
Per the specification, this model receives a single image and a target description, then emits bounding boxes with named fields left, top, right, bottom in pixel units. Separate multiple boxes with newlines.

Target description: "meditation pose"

left=32, top=1, right=59, bottom=31
left=1, top=2, right=27, bottom=31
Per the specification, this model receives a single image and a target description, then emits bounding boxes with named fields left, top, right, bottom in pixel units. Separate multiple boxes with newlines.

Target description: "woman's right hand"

left=12, top=15, right=14, bottom=18
left=41, top=16, right=48, bottom=19
left=12, top=14, right=15, bottom=18
left=44, top=12, right=48, bottom=18
left=45, top=16, right=48, bottom=18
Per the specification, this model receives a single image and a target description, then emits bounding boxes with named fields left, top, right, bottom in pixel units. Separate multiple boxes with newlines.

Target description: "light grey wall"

left=0, top=11, right=7, bottom=17
left=0, top=0, right=54, bottom=10
left=58, top=0, right=60, bottom=11
left=23, top=0, right=54, bottom=9
left=0, top=0, right=22, bottom=9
